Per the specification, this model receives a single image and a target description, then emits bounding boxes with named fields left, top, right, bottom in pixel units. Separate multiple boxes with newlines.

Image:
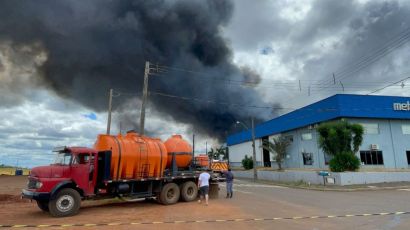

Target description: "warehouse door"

left=406, top=151, right=410, bottom=165
left=262, top=136, right=271, bottom=167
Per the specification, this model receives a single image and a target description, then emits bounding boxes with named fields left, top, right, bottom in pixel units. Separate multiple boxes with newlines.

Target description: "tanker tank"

left=164, top=134, right=193, bottom=169
left=94, top=132, right=168, bottom=180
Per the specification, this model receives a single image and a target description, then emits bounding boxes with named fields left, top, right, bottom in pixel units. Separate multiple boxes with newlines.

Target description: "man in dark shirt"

left=223, top=168, right=234, bottom=198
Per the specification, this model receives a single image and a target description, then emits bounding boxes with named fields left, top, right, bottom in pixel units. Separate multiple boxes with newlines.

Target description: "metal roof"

left=227, top=94, right=410, bottom=146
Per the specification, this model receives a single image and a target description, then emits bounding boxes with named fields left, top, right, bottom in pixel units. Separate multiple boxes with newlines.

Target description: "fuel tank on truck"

left=164, top=134, right=193, bottom=169
left=94, top=132, right=168, bottom=180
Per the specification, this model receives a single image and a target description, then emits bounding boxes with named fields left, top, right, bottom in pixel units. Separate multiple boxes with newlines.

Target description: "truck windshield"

left=54, top=152, right=72, bottom=165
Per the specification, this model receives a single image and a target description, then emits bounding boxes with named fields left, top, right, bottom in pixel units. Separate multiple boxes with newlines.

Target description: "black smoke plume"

left=0, top=0, right=276, bottom=140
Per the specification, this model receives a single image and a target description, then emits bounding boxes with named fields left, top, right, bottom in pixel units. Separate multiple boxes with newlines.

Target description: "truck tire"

left=180, top=181, right=198, bottom=202
left=36, top=200, right=49, bottom=212
left=49, top=188, right=81, bottom=217
left=159, top=183, right=180, bottom=205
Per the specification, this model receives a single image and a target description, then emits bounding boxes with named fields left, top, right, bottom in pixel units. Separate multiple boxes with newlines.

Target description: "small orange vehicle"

left=194, top=154, right=229, bottom=171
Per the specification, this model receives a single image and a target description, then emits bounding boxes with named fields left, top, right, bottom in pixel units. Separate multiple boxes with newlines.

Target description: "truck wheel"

left=160, top=183, right=180, bottom=205
left=36, top=200, right=49, bottom=212
left=49, top=188, right=81, bottom=217
left=180, top=181, right=198, bottom=202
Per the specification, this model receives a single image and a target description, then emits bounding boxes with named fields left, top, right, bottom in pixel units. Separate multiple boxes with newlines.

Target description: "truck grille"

left=28, top=179, right=37, bottom=189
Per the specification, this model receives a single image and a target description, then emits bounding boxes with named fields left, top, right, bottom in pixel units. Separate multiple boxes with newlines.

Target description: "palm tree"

left=262, top=136, right=290, bottom=170
left=207, top=146, right=227, bottom=160
left=207, top=148, right=216, bottom=160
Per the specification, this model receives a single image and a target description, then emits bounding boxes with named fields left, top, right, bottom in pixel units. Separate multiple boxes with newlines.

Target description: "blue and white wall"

left=228, top=118, right=410, bottom=170
left=227, top=94, right=410, bottom=170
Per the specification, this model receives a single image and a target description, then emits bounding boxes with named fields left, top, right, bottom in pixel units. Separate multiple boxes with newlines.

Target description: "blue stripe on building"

left=227, top=94, right=410, bottom=146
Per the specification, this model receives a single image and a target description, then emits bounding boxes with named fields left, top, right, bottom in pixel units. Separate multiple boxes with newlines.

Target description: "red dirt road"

left=4, top=175, right=407, bottom=230
left=0, top=176, right=247, bottom=229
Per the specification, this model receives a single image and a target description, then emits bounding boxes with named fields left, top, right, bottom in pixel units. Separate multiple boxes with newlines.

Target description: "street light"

left=236, top=118, right=257, bottom=181
left=236, top=121, right=249, bottom=130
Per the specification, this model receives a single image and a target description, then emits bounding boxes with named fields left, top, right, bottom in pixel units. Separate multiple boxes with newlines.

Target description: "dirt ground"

left=0, top=176, right=245, bottom=229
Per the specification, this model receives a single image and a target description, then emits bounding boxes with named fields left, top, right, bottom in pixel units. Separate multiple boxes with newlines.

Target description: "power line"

left=155, top=65, right=395, bottom=86
left=367, top=76, right=410, bottom=95
left=150, top=67, right=409, bottom=91
left=314, top=27, right=410, bottom=90
left=335, top=29, right=410, bottom=77
left=149, top=91, right=276, bottom=110
left=149, top=90, right=404, bottom=112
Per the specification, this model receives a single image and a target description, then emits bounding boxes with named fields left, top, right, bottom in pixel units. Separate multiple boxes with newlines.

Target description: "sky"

left=1, top=0, right=410, bottom=168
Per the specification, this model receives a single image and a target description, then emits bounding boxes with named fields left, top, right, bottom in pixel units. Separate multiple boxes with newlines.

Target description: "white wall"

left=233, top=170, right=410, bottom=185
left=229, top=139, right=263, bottom=166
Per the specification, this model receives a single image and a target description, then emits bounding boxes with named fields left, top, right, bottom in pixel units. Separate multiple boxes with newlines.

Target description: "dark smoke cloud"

left=0, top=0, right=274, bottom=140
left=240, top=66, right=262, bottom=85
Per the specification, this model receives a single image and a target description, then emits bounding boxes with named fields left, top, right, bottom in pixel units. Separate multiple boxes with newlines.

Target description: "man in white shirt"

left=197, top=171, right=211, bottom=205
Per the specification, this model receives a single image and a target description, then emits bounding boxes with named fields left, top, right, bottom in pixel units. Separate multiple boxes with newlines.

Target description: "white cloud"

left=278, top=0, right=313, bottom=23
left=0, top=89, right=106, bottom=168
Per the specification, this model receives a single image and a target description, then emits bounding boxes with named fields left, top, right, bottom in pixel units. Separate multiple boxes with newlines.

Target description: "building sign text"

left=393, top=101, right=410, bottom=111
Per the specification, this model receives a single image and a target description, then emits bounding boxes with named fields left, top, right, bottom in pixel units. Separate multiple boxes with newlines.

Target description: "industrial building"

left=227, top=94, right=410, bottom=170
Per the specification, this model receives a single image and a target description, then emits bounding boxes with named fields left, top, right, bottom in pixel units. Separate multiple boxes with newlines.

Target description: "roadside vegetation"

left=207, top=146, right=228, bottom=160
left=241, top=155, right=254, bottom=170
left=262, top=136, right=291, bottom=170
left=317, top=120, right=363, bottom=172
left=0, top=164, right=30, bottom=175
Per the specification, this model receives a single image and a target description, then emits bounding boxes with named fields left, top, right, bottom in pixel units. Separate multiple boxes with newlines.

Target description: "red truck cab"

left=22, top=146, right=100, bottom=217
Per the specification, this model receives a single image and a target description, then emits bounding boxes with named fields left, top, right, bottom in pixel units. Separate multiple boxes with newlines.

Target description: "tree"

left=207, top=148, right=216, bottom=160
left=262, top=136, right=290, bottom=170
left=317, top=120, right=363, bottom=156
left=207, top=146, right=227, bottom=160
left=317, top=120, right=364, bottom=172
left=241, top=155, right=254, bottom=170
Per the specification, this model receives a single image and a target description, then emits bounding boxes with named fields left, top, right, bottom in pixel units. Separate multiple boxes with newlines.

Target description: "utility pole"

left=251, top=117, right=257, bottom=181
left=140, top=61, right=150, bottom=135
left=192, top=133, right=195, bottom=157
left=106, top=88, right=113, bottom=135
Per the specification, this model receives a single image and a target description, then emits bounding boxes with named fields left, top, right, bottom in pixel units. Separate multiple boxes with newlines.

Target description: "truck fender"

left=50, top=181, right=77, bottom=200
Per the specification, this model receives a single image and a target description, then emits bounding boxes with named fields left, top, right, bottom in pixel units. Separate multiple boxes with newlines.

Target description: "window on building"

left=301, top=133, right=312, bottom=141
left=324, top=153, right=332, bottom=165
left=360, top=123, right=379, bottom=134
left=360, top=151, right=383, bottom=165
left=284, top=135, right=294, bottom=143
left=402, top=125, right=410, bottom=135
left=406, top=151, right=410, bottom=165
left=302, top=152, right=313, bottom=165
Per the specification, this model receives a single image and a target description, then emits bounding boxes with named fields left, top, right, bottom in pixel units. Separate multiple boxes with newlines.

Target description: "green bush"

left=329, top=151, right=360, bottom=172
left=241, top=155, right=254, bottom=170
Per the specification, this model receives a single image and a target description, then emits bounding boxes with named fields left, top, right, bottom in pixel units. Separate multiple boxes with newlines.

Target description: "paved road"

left=220, top=179, right=410, bottom=230
left=2, top=177, right=410, bottom=229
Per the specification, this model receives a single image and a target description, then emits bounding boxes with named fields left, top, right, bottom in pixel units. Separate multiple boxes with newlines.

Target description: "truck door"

left=71, top=153, right=95, bottom=195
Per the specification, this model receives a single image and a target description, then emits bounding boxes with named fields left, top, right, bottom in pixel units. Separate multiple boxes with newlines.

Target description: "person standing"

left=198, top=171, right=211, bottom=205
left=223, top=168, right=234, bottom=198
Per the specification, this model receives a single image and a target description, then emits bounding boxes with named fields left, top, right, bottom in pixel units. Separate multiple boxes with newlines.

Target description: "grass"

left=0, top=167, right=30, bottom=176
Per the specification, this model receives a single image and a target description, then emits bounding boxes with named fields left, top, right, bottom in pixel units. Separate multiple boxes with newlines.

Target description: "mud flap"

left=209, top=183, right=219, bottom=199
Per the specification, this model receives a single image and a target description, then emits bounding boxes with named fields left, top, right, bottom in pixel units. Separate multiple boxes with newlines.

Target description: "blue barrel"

left=15, top=169, right=23, bottom=176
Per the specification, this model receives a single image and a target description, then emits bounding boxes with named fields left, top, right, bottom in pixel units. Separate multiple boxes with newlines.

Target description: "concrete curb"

left=236, top=178, right=410, bottom=192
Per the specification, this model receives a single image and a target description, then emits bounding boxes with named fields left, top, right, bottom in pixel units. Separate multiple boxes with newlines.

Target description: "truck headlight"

left=35, top=181, right=43, bottom=189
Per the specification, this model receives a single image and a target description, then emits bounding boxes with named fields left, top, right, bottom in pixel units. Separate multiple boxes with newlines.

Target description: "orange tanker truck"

left=22, top=132, right=224, bottom=217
